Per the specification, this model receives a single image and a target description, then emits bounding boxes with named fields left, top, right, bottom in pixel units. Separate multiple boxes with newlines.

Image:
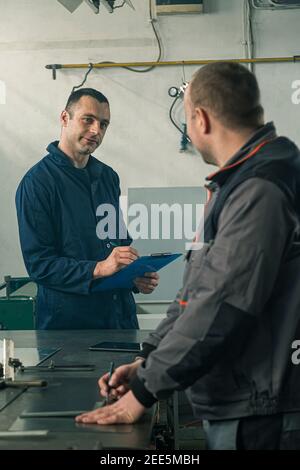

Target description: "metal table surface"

left=0, top=329, right=156, bottom=450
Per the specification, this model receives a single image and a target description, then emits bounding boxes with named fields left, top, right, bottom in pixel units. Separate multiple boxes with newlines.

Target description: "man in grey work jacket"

left=77, top=64, right=300, bottom=449
left=16, top=88, right=159, bottom=329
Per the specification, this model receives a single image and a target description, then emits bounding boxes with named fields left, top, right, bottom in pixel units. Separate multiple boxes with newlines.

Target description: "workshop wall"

left=0, top=0, right=299, bottom=282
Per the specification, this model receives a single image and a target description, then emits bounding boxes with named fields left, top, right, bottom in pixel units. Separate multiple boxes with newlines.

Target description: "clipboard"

left=91, top=252, right=182, bottom=292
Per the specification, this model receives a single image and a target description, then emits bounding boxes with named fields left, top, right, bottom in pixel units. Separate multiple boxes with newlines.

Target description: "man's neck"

left=58, top=142, right=89, bottom=169
left=214, top=127, right=258, bottom=168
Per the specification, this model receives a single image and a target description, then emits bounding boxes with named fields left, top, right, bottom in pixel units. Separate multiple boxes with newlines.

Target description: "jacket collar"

left=206, top=122, right=277, bottom=184
left=46, top=141, right=107, bottom=182
left=46, top=141, right=91, bottom=168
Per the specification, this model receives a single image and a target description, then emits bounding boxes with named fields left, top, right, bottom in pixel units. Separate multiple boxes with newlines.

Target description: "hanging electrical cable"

left=121, top=0, right=162, bottom=72
left=98, top=0, right=162, bottom=73
left=71, top=62, right=94, bottom=92
left=68, top=0, right=161, bottom=91
left=168, top=83, right=191, bottom=145
left=83, top=0, right=161, bottom=74
left=169, top=93, right=184, bottom=135
left=243, top=0, right=254, bottom=72
left=248, top=0, right=255, bottom=67
left=93, top=0, right=161, bottom=73
left=114, top=1, right=127, bottom=10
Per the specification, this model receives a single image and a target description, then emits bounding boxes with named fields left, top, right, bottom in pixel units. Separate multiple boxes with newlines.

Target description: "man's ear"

left=195, top=106, right=211, bottom=134
left=60, top=110, right=70, bottom=127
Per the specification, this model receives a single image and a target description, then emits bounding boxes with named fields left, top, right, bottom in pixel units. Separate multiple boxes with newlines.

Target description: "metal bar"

left=0, top=388, right=27, bottom=413
left=45, top=55, right=300, bottom=73
left=21, top=410, right=88, bottom=418
left=21, top=365, right=95, bottom=372
left=0, top=430, right=49, bottom=438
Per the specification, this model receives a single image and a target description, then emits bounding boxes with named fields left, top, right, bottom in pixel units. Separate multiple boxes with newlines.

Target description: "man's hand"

left=75, top=390, right=146, bottom=425
left=99, top=359, right=143, bottom=401
left=133, top=272, right=159, bottom=294
left=93, top=246, right=139, bottom=278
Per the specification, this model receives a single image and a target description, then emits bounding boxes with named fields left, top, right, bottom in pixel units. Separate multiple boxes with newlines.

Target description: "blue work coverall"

left=16, top=141, right=138, bottom=329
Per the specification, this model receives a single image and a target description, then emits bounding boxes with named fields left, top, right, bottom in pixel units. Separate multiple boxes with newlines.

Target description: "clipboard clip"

left=150, top=252, right=172, bottom=257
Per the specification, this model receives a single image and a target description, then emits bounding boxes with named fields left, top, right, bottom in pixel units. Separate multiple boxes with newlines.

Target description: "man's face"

left=61, top=96, right=110, bottom=157
left=184, top=87, right=199, bottom=150
left=184, top=87, right=215, bottom=165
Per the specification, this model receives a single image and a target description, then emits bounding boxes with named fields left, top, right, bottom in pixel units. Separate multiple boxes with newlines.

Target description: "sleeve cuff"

left=130, top=375, right=157, bottom=408
left=82, top=261, right=99, bottom=294
left=138, top=342, right=156, bottom=359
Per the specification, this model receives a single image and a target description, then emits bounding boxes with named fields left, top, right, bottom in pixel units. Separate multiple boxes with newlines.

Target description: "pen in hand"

left=106, top=361, right=115, bottom=405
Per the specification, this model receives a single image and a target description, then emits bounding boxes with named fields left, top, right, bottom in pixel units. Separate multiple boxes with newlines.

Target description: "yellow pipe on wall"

left=47, top=56, right=300, bottom=70
left=45, top=56, right=300, bottom=79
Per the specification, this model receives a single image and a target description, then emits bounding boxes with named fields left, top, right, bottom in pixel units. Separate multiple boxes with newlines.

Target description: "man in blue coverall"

left=16, top=88, right=158, bottom=329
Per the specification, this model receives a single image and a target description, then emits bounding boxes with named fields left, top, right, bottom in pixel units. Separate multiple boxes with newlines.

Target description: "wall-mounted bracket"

left=45, top=64, right=62, bottom=80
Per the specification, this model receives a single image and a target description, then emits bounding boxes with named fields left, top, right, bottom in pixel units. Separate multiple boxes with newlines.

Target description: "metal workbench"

left=0, top=330, right=156, bottom=450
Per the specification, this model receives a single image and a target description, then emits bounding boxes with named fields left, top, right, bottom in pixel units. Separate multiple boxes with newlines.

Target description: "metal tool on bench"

left=2, top=338, right=16, bottom=380
left=0, top=339, right=48, bottom=413
left=1, top=339, right=48, bottom=389
left=1, top=339, right=95, bottom=374
left=0, top=378, right=47, bottom=389
left=20, top=359, right=95, bottom=373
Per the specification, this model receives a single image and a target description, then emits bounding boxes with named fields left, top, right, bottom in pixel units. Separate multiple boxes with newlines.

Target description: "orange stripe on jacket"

left=207, top=140, right=271, bottom=180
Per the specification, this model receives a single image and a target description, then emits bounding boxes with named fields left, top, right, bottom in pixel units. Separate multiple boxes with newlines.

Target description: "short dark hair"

left=65, top=88, right=109, bottom=116
left=190, top=62, right=264, bottom=130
